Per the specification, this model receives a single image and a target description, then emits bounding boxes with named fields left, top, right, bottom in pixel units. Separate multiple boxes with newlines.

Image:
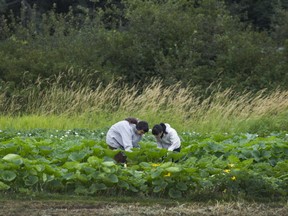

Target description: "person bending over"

left=152, top=123, right=181, bottom=152
left=106, top=117, right=149, bottom=152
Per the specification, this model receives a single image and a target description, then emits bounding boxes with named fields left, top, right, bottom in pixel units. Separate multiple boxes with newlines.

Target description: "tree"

left=224, top=0, right=281, bottom=30
left=95, top=0, right=235, bottom=85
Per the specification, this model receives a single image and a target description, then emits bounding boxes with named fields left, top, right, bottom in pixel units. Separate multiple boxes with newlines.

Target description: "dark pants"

left=108, top=146, right=127, bottom=163
left=173, top=147, right=181, bottom=152
left=172, top=147, right=181, bottom=163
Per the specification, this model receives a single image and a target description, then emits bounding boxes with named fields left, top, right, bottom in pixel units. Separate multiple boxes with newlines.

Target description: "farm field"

left=0, top=128, right=288, bottom=215
left=2, top=0, right=288, bottom=214
left=1, top=196, right=288, bottom=216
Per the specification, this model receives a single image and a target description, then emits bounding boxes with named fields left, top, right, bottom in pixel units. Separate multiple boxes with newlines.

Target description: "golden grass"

left=1, top=78, right=288, bottom=133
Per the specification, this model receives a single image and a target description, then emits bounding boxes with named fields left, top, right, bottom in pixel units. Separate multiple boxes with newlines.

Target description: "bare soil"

left=0, top=199, right=287, bottom=216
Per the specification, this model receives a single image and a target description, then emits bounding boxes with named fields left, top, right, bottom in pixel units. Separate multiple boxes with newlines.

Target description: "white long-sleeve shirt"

left=155, top=123, right=181, bottom=151
left=106, top=120, right=142, bottom=151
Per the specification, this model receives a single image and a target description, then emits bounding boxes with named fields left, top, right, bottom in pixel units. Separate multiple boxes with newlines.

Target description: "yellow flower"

left=231, top=176, right=236, bottom=181
left=152, top=163, right=160, bottom=167
left=223, top=169, right=230, bottom=173
left=164, top=172, right=171, bottom=177
left=228, top=163, right=235, bottom=168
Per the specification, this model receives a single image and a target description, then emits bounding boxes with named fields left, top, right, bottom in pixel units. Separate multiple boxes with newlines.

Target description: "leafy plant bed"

left=0, top=129, right=287, bottom=200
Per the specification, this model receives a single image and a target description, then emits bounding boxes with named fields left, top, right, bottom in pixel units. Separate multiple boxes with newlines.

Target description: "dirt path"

left=0, top=200, right=288, bottom=216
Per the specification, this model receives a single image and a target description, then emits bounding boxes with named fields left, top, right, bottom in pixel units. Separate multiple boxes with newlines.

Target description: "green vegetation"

left=1, top=0, right=288, bottom=96
left=1, top=0, right=288, bottom=203
left=0, top=129, right=287, bottom=200
left=0, top=80, right=287, bottom=201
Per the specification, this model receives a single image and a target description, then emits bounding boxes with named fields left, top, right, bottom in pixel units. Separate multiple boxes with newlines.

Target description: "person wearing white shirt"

left=152, top=123, right=181, bottom=152
left=106, top=117, right=149, bottom=152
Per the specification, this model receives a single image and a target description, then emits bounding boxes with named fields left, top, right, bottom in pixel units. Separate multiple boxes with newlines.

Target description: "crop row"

left=0, top=129, right=287, bottom=199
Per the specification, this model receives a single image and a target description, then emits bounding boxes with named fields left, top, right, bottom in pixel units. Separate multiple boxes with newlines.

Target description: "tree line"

left=0, top=0, right=288, bottom=98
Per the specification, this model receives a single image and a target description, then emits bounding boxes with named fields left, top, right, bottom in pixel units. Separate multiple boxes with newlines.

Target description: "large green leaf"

left=279, top=174, right=288, bottom=180
left=24, top=175, right=39, bottom=186
left=151, top=169, right=163, bottom=179
left=87, top=156, right=102, bottom=166
left=118, top=181, right=130, bottom=190
left=2, top=154, right=23, bottom=165
left=153, top=185, right=163, bottom=193
left=82, top=166, right=97, bottom=174
left=62, top=161, right=81, bottom=170
left=139, top=162, right=151, bottom=169
left=0, top=170, right=17, bottom=182
left=63, top=172, right=75, bottom=181
left=38, top=146, right=53, bottom=155
left=89, top=183, right=107, bottom=192
left=152, top=179, right=168, bottom=187
left=261, top=150, right=271, bottom=159
left=165, top=166, right=182, bottom=173
left=0, top=181, right=10, bottom=190
left=68, top=152, right=87, bottom=162
left=103, top=174, right=118, bottom=184
left=0, top=143, right=18, bottom=156
left=227, top=155, right=240, bottom=164
left=241, top=158, right=254, bottom=168
left=103, top=149, right=119, bottom=158
left=75, top=171, right=89, bottom=182
left=34, top=164, right=45, bottom=172
left=148, top=150, right=167, bottom=160
left=44, top=164, right=60, bottom=176
left=251, top=150, right=261, bottom=162
left=176, top=182, right=188, bottom=191
left=185, top=167, right=197, bottom=174
left=129, top=185, right=139, bottom=192
left=160, top=162, right=173, bottom=168
left=124, top=151, right=139, bottom=160
left=168, top=188, right=182, bottom=198
left=102, top=166, right=116, bottom=174
left=102, top=161, right=116, bottom=167
left=152, top=180, right=168, bottom=193
left=46, top=180, right=64, bottom=191
left=74, top=185, right=89, bottom=195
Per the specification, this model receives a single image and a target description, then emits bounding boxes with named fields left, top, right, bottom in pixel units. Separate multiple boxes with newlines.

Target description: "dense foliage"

left=0, top=0, right=288, bottom=100
left=0, top=128, right=287, bottom=200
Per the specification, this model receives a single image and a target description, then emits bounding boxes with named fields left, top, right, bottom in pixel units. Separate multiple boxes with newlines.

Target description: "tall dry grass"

left=1, top=77, right=288, bottom=133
